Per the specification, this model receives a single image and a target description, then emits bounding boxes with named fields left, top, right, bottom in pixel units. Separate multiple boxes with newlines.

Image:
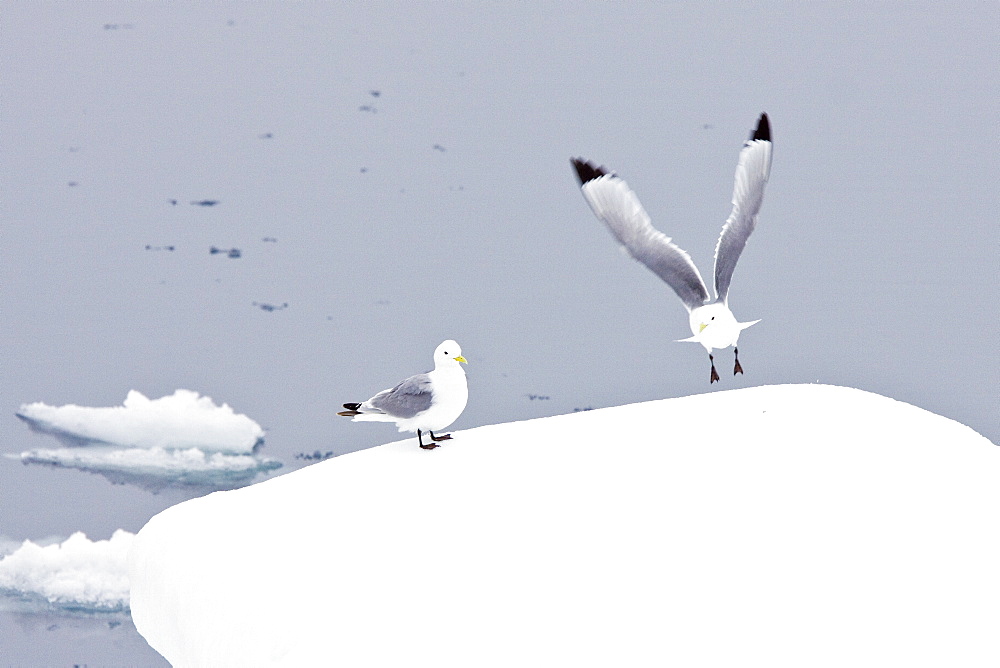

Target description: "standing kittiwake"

left=571, top=112, right=772, bottom=383
left=338, top=340, right=469, bottom=449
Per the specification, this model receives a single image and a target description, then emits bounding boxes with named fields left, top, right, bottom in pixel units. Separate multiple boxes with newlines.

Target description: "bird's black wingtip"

left=752, top=112, right=770, bottom=142
left=571, top=157, right=610, bottom=185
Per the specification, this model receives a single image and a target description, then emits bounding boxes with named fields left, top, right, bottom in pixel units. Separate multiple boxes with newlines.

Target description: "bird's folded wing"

left=369, top=373, right=434, bottom=419
left=713, top=113, right=772, bottom=304
left=572, top=159, right=710, bottom=311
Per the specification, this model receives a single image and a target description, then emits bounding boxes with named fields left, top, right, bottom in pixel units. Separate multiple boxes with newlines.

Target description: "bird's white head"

left=434, top=340, right=468, bottom=367
left=689, top=302, right=735, bottom=334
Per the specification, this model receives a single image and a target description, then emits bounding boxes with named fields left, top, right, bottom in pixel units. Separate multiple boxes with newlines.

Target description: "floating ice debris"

left=209, top=246, right=241, bottom=258
left=252, top=302, right=288, bottom=312
left=359, top=105, right=377, bottom=113
left=16, top=389, right=264, bottom=454
left=294, top=450, right=335, bottom=462
left=191, top=200, right=219, bottom=207
left=261, top=237, right=278, bottom=243
left=433, top=144, right=446, bottom=152
left=145, top=245, right=175, bottom=252
left=369, top=90, right=381, bottom=98
left=259, top=132, right=273, bottom=139
left=0, top=531, right=133, bottom=614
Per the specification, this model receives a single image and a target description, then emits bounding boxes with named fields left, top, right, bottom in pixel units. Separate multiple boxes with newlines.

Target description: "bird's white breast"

left=688, top=304, right=743, bottom=350
left=396, top=366, right=468, bottom=433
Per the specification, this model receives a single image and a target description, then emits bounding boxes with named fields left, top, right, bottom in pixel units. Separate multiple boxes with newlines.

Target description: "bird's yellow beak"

left=454, top=356, right=468, bottom=364
left=698, top=323, right=708, bottom=333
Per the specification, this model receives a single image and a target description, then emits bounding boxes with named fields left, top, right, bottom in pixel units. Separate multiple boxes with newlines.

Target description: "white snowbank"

left=17, top=389, right=264, bottom=454
left=129, top=385, right=999, bottom=667
left=0, top=531, right=133, bottom=613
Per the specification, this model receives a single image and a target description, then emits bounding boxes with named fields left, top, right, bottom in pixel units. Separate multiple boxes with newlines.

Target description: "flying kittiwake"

left=571, top=113, right=773, bottom=383
left=338, top=340, right=469, bottom=449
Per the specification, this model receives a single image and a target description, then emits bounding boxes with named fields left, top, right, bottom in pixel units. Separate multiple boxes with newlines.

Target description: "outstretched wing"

left=713, top=113, right=772, bottom=304
left=368, top=373, right=434, bottom=419
left=571, top=158, right=710, bottom=311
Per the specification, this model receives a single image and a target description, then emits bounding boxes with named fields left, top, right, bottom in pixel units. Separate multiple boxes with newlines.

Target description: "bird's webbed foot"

left=429, top=431, right=452, bottom=442
left=417, top=429, right=439, bottom=450
left=709, top=354, right=720, bottom=384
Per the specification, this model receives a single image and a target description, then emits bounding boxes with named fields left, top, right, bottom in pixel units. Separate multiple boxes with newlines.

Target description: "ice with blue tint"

left=12, top=446, right=282, bottom=493
left=0, top=531, right=133, bottom=615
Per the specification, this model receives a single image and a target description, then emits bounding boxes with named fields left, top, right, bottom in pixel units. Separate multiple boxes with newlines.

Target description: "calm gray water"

left=2, top=2, right=997, bottom=664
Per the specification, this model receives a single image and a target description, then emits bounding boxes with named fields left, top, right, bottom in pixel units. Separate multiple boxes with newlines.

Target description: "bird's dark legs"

left=418, top=430, right=452, bottom=449
left=709, top=354, right=720, bottom=384
left=418, top=429, right=439, bottom=450
left=734, top=347, right=744, bottom=376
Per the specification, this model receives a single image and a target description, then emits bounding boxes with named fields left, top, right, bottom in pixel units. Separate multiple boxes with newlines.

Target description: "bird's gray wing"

left=572, top=159, right=710, bottom=311
left=713, top=113, right=772, bottom=304
left=369, top=373, right=434, bottom=419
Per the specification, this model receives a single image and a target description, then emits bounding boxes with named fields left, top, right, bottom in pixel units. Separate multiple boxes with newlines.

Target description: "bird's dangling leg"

left=429, top=431, right=452, bottom=442
left=733, top=347, right=744, bottom=376
left=418, top=429, right=439, bottom=450
left=709, top=354, right=720, bottom=384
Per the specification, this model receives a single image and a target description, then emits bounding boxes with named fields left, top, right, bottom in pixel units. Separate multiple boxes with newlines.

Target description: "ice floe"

left=13, top=390, right=280, bottom=492
left=0, top=531, right=133, bottom=615
left=129, top=385, right=999, bottom=666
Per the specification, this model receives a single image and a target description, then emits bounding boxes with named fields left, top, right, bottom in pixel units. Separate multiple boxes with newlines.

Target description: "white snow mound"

left=17, top=389, right=264, bottom=454
left=129, top=385, right=999, bottom=667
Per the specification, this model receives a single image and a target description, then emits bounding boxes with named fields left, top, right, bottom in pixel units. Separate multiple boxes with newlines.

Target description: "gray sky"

left=1, top=2, right=997, bottom=663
